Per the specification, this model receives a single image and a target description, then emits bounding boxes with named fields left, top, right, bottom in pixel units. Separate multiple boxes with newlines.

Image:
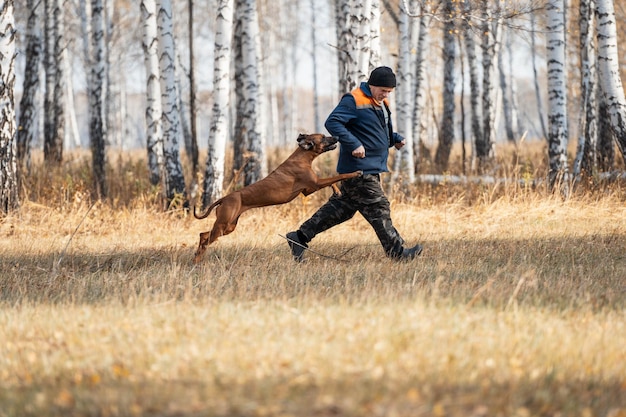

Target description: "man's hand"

left=352, top=145, right=366, bottom=158
left=394, top=139, right=406, bottom=150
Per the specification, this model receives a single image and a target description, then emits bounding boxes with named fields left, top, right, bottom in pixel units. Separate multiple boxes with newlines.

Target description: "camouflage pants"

left=298, top=174, right=405, bottom=256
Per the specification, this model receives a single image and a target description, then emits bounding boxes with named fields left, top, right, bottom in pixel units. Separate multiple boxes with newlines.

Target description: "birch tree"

left=434, top=0, right=457, bottom=172
left=574, top=0, right=598, bottom=179
left=530, top=12, right=547, bottom=140
left=335, top=0, right=358, bottom=92
left=89, top=0, right=107, bottom=199
left=412, top=1, right=430, bottom=175
left=393, top=0, right=414, bottom=182
left=546, top=0, right=569, bottom=187
left=477, top=0, right=502, bottom=167
left=595, top=0, right=626, bottom=165
left=157, top=0, right=187, bottom=206
left=141, top=0, right=164, bottom=186
left=462, top=0, right=482, bottom=163
left=201, top=0, right=233, bottom=207
left=234, top=0, right=265, bottom=186
left=0, top=0, right=18, bottom=215
left=16, top=0, right=41, bottom=172
left=43, top=0, right=66, bottom=164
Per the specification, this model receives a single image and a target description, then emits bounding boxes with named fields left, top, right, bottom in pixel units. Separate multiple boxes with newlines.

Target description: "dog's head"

left=297, top=133, right=339, bottom=154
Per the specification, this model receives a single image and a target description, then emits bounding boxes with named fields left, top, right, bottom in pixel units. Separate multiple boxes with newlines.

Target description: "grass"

left=1, top=148, right=625, bottom=416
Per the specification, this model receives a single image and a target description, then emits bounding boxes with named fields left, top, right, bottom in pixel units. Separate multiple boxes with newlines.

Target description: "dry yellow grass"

left=1, top=149, right=625, bottom=416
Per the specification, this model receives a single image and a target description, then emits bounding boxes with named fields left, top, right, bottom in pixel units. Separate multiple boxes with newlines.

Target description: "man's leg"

left=353, top=176, right=422, bottom=259
left=287, top=189, right=357, bottom=261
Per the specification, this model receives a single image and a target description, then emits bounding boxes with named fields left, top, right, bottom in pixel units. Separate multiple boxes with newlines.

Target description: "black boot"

left=286, top=231, right=308, bottom=262
left=391, top=243, right=423, bottom=261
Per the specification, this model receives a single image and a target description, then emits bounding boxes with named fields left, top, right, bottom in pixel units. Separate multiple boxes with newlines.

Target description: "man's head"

left=367, top=66, right=396, bottom=102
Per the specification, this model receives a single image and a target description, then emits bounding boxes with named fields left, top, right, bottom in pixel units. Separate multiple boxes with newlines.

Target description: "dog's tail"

left=193, top=199, right=222, bottom=220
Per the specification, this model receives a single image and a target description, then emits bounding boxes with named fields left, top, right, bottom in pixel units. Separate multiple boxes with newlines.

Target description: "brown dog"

left=193, top=133, right=362, bottom=262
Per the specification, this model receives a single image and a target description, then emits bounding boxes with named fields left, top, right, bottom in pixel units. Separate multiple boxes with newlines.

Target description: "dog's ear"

left=297, top=134, right=314, bottom=150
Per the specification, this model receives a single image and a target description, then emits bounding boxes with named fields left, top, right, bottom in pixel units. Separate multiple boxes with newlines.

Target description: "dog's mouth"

left=322, top=136, right=339, bottom=152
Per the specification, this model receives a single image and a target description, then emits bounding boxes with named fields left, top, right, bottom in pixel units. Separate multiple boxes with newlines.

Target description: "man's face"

left=369, top=85, right=394, bottom=102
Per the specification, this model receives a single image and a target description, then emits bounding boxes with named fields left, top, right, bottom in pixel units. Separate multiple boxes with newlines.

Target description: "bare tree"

left=234, top=0, right=265, bottom=186
left=43, top=0, right=66, bottom=165
left=0, top=0, right=18, bottom=215
left=462, top=0, right=482, bottom=167
left=202, top=0, right=233, bottom=207
left=411, top=0, right=430, bottom=175
left=16, top=0, right=41, bottom=173
left=393, top=0, right=415, bottom=182
left=477, top=0, right=502, bottom=168
left=434, top=0, right=457, bottom=172
left=574, top=0, right=598, bottom=179
left=187, top=0, right=198, bottom=177
left=530, top=11, right=547, bottom=140
left=141, top=0, right=164, bottom=186
left=595, top=0, right=626, bottom=166
left=546, top=0, right=569, bottom=188
left=89, top=0, right=107, bottom=199
left=157, top=0, right=187, bottom=206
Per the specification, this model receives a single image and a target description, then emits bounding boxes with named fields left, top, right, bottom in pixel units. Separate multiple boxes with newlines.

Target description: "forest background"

left=1, top=1, right=626, bottom=416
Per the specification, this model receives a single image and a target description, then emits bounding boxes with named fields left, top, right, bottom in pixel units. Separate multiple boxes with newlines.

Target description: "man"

left=286, top=66, right=423, bottom=262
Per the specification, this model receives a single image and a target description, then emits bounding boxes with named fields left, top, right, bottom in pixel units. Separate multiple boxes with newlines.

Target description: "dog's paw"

left=356, top=170, right=363, bottom=177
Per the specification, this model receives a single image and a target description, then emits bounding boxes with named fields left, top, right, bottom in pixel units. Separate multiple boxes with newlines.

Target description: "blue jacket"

left=325, top=82, right=404, bottom=174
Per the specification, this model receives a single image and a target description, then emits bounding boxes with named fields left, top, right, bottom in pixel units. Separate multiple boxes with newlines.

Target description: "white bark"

left=530, top=12, right=547, bottom=140
left=411, top=1, right=430, bottom=174
left=336, top=0, right=358, bottom=92
left=393, top=0, right=414, bottom=183
left=0, top=0, right=18, bottom=213
left=368, top=0, right=381, bottom=69
left=141, top=0, right=164, bottom=186
left=546, top=0, right=569, bottom=186
left=202, top=0, right=233, bottom=206
left=478, top=1, right=502, bottom=164
left=462, top=0, right=482, bottom=160
left=595, top=0, right=626, bottom=165
left=237, top=0, right=266, bottom=185
left=574, top=0, right=597, bottom=178
left=44, top=0, right=65, bottom=163
left=157, top=0, right=187, bottom=203
left=89, top=0, right=108, bottom=199
left=434, top=0, right=456, bottom=171
left=17, top=0, right=42, bottom=169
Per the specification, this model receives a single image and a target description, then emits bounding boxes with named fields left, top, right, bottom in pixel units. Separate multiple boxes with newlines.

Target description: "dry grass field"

left=1, top=148, right=625, bottom=417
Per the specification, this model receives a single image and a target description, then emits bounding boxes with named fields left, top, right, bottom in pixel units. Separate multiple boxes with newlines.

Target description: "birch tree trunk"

left=530, top=12, right=548, bottom=140
left=235, top=0, right=265, bottom=186
left=157, top=0, right=187, bottom=206
left=477, top=0, right=501, bottom=168
left=187, top=0, right=198, bottom=177
left=368, top=0, right=381, bottom=69
left=434, top=0, right=456, bottom=172
left=0, top=0, right=18, bottom=215
left=43, top=0, right=65, bottom=165
left=595, top=0, right=626, bottom=165
left=17, top=0, right=41, bottom=172
left=393, top=0, right=414, bottom=182
left=498, top=28, right=517, bottom=143
left=462, top=0, right=482, bottom=163
left=575, top=0, right=598, bottom=179
left=202, top=0, right=233, bottom=207
left=546, top=0, right=569, bottom=188
left=335, top=0, right=358, bottom=92
left=141, top=0, right=164, bottom=186
left=412, top=1, right=430, bottom=175
left=89, top=0, right=108, bottom=199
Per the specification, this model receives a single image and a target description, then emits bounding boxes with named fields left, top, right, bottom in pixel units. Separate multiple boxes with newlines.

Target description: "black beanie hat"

left=368, top=66, right=396, bottom=88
